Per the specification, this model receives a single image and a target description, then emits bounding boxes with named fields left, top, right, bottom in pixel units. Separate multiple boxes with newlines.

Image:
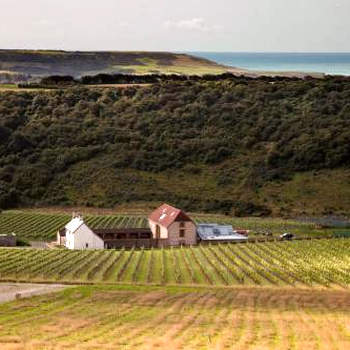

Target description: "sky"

left=0, top=0, right=349, bottom=52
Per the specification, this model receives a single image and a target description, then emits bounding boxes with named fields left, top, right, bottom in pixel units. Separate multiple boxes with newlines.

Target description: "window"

left=85, top=243, right=89, bottom=248
left=179, top=222, right=185, bottom=228
left=156, top=225, right=161, bottom=239
left=140, top=232, right=151, bottom=239
left=180, top=229, right=185, bottom=238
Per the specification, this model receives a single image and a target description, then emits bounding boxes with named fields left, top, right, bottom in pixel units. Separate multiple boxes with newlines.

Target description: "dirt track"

left=0, top=283, right=67, bottom=303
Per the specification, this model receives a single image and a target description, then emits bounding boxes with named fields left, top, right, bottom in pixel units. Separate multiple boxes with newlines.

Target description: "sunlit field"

left=0, top=285, right=349, bottom=350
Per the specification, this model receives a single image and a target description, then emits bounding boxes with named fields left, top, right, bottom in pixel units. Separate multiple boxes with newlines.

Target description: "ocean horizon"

left=188, top=52, right=350, bottom=76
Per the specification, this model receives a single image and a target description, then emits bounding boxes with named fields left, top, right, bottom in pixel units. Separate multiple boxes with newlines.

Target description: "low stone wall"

left=0, top=235, right=16, bottom=247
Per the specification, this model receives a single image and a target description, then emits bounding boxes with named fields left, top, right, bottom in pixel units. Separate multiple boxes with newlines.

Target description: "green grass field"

left=0, top=239, right=349, bottom=287
left=0, top=210, right=331, bottom=242
left=0, top=284, right=349, bottom=349
left=0, top=84, right=18, bottom=90
left=113, top=57, right=228, bottom=75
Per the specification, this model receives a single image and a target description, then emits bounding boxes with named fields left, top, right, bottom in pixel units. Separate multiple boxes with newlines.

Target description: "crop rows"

left=1, top=285, right=349, bottom=350
left=0, top=210, right=329, bottom=242
left=0, top=238, right=349, bottom=287
left=0, top=212, right=148, bottom=241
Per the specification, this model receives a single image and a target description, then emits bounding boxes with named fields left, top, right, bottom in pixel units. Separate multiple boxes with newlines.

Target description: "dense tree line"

left=0, top=77, right=349, bottom=214
left=18, top=72, right=311, bottom=88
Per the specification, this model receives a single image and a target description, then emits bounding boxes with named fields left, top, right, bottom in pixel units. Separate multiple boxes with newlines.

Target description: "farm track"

left=1, top=285, right=349, bottom=349
left=0, top=238, right=350, bottom=288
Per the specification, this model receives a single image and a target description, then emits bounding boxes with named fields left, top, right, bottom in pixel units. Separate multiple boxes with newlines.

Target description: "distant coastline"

left=1, top=49, right=350, bottom=80
left=188, top=52, right=350, bottom=76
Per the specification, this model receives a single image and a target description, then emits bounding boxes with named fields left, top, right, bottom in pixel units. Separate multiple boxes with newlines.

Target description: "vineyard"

left=0, top=239, right=349, bottom=287
left=0, top=284, right=349, bottom=349
left=0, top=210, right=329, bottom=241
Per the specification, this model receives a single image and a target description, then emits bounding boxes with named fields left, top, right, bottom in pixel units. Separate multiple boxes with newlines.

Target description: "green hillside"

left=0, top=50, right=229, bottom=81
left=0, top=76, right=349, bottom=216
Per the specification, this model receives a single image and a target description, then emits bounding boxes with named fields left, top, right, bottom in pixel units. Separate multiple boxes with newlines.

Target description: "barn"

left=148, top=203, right=197, bottom=247
left=62, top=215, right=104, bottom=250
left=58, top=214, right=153, bottom=250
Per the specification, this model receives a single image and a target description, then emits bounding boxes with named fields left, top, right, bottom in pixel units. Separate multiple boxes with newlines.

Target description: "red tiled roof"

left=148, top=203, right=192, bottom=228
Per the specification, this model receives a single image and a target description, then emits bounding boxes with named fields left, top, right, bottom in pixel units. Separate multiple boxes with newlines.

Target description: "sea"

left=189, top=52, right=350, bottom=76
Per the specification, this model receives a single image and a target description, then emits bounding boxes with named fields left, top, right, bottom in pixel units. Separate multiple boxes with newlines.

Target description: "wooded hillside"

left=0, top=77, right=349, bottom=216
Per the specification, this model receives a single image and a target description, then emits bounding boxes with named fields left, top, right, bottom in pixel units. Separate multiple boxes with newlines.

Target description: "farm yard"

left=0, top=239, right=349, bottom=288
left=0, top=210, right=333, bottom=242
left=0, top=284, right=349, bottom=350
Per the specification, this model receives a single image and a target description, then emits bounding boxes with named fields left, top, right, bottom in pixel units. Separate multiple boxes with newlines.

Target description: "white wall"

left=65, top=223, right=104, bottom=250
left=149, top=219, right=168, bottom=239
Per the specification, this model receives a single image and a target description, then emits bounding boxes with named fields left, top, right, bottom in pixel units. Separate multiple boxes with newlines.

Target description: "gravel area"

left=0, top=283, right=67, bottom=303
left=29, top=241, right=49, bottom=249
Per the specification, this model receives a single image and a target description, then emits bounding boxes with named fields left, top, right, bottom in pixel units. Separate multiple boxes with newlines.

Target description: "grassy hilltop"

left=0, top=49, right=324, bottom=83
left=0, top=50, right=229, bottom=80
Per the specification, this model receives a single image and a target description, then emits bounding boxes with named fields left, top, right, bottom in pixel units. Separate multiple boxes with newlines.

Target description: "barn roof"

left=148, top=203, right=192, bottom=228
left=65, top=217, right=84, bottom=233
left=197, top=223, right=248, bottom=241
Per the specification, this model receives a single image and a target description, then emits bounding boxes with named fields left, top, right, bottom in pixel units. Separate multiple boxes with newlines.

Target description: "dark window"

left=85, top=243, right=89, bottom=248
left=140, top=232, right=151, bottom=239
left=156, top=225, right=161, bottom=239
left=180, top=229, right=185, bottom=238
left=179, top=222, right=185, bottom=228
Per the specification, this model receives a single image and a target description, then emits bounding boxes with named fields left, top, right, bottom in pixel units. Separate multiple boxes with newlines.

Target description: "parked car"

left=280, top=233, right=294, bottom=240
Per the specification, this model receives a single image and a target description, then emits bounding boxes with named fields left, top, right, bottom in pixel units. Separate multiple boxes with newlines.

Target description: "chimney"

left=72, top=212, right=83, bottom=220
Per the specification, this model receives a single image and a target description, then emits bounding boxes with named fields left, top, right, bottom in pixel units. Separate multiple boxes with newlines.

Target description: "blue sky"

left=1, top=0, right=349, bottom=51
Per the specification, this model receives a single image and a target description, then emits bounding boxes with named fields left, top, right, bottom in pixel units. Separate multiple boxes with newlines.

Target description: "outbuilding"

left=0, top=233, right=16, bottom=247
left=58, top=214, right=153, bottom=249
left=197, top=223, right=248, bottom=243
left=148, top=203, right=197, bottom=247
left=59, top=214, right=104, bottom=250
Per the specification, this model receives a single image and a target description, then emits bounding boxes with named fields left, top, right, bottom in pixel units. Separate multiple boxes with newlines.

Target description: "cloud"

left=164, top=18, right=223, bottom=32
left=118, top=21, right=129, bottom=28
left=36, top=19, right=53, bottom=27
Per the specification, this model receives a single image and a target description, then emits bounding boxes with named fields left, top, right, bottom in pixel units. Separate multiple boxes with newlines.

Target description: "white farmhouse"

left=61, top=214, right=104, bottom=250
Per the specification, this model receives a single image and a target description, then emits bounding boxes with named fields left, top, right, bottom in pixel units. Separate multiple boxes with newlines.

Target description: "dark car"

left=279, top=232, right=294, bottom=240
